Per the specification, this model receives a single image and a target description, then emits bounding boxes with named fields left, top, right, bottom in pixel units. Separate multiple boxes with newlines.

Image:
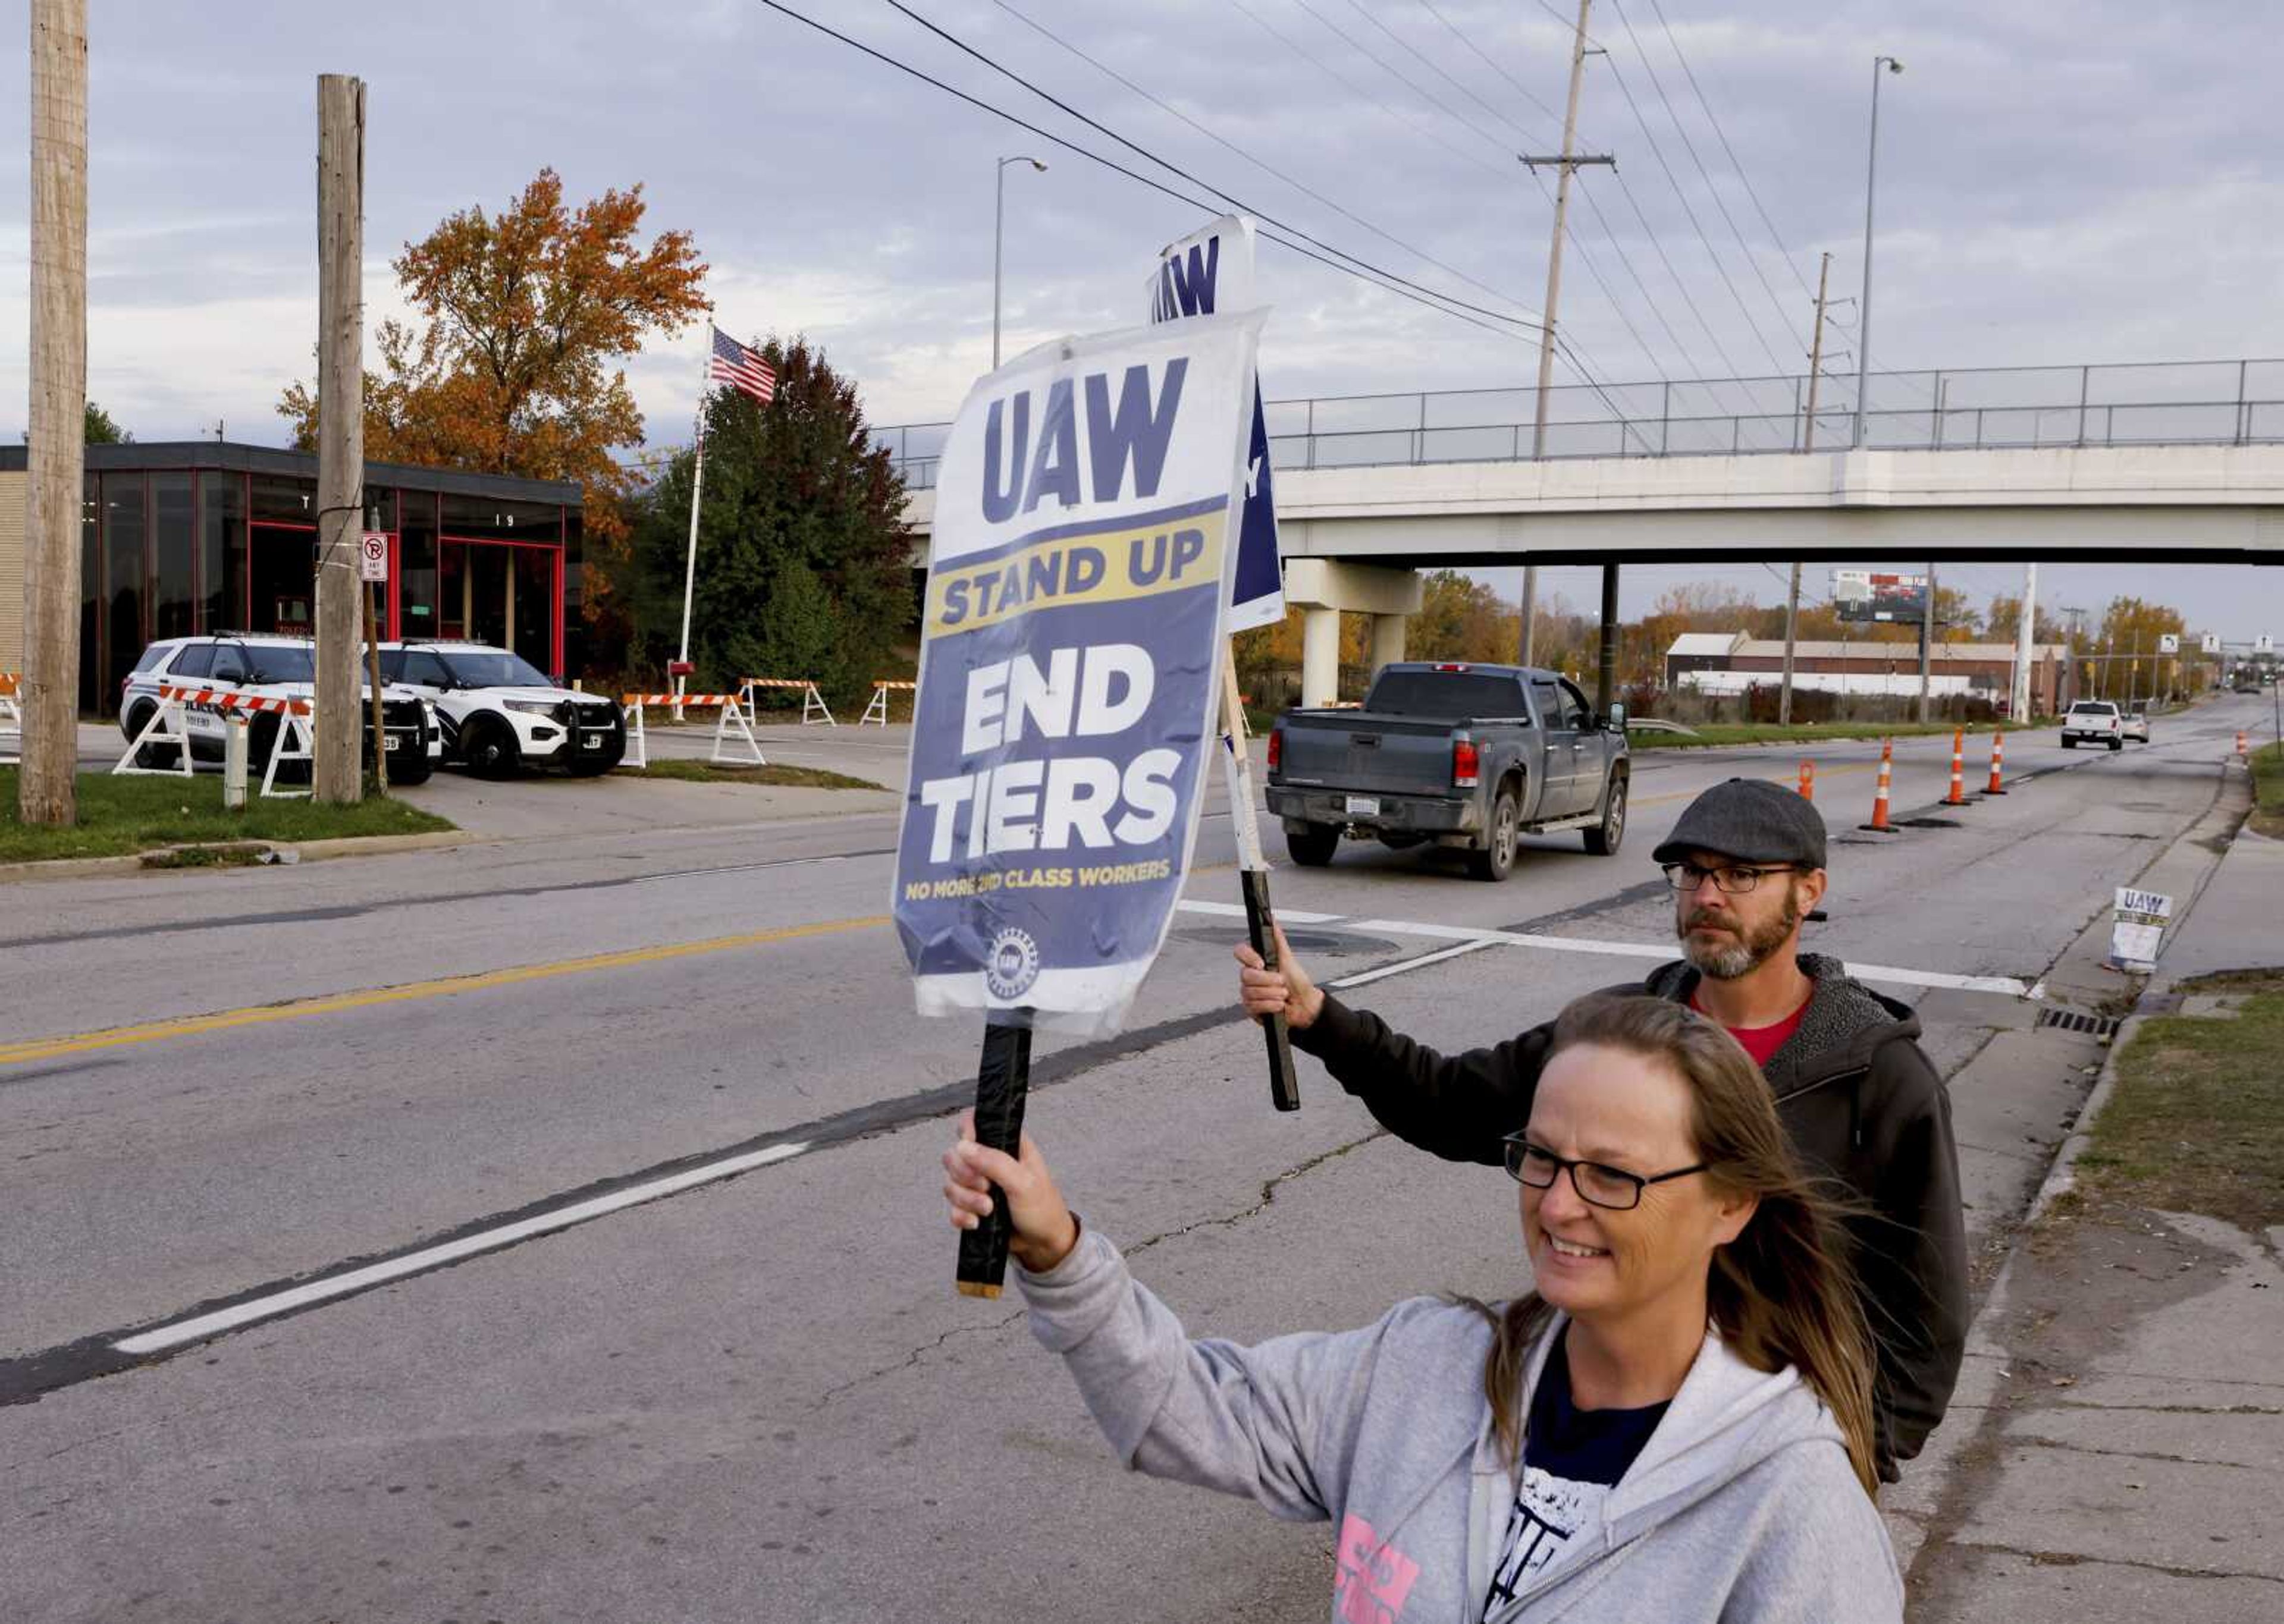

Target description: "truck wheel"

left=2107, top=736, right=2121, bottom=752
left=2061, top=736, right=2075, bottom=749
left=1285, top=823, right=1341, bottom=867
left=1584, top=773, right=1627, bottom=856
left=386, top=751, right=434, bottom=787
left=1467, top=786, right=1520, bottom=881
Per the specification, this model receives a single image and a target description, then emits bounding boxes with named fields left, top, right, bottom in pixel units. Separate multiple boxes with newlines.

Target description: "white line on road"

left=1328, top=938, right=1501, bottom=988
left=113, top=1141, right=811, bottom=1357
left=1174, top=900, right=2030, bottom=997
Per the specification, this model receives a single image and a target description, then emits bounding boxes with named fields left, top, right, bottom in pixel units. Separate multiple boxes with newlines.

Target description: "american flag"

left=709, top=325, right=776, bottom=404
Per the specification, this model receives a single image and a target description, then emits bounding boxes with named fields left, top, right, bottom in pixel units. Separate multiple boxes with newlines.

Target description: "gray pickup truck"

left=1265, top=662, right=1630, bottom=881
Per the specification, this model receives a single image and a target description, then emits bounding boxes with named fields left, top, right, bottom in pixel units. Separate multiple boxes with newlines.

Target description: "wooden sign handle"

left=955, top=1017, right=1033, bottom=1298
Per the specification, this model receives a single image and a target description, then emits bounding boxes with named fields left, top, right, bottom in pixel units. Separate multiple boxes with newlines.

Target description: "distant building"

left=1, top=442, right=583, bottom=715
left=1664, top=632, right=2073, bottom=715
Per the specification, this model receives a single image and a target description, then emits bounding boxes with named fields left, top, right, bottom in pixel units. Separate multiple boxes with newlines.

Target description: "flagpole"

left=675, top=325, right=712, bottom=721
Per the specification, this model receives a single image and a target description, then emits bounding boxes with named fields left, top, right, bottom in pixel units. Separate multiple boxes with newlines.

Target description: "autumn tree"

left=278, top=168, right=708, bottom=674
left=1408, top=570, right=1519, bottom=662
left=626, top=338, right=911, bottom=706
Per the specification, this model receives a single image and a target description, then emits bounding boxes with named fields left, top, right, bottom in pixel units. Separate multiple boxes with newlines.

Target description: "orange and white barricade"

left=619, top=692, right=765, bottom=768
left=112, top=690, right=197, bottom=778
left=0, top=672, right=21, bottom=765
left=741, top=677, right=834, bottom=727
left=859, top=679, right=916, bottom=727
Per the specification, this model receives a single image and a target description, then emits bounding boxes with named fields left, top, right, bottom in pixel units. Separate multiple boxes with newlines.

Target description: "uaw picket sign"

left=894, top=310, right=1265, bottom=1035
left=2109, top=886, right=2174, bottom=973
left=1149, top=215, right=1283, bottom=632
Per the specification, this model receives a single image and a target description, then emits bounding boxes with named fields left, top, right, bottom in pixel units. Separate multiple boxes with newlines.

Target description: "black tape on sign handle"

left=1241, top=869, right=1302, bottom=1112
left=956, top=1018, right=1034, bottom=1298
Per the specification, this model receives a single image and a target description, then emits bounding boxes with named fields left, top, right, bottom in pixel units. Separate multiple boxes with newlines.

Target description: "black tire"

left=1466, top=783, right=1521, bottom=881
left=1584, top=772, right=1627, bottom=856
left=2061, top=737, right=2075, bottom=750
left=121, top=699, right=155, bottom=745
left=2107, top=737, right=2122, bottom=752
left=1284, top=823, right=1341, bottom=867
left=385, top=751, right=434, bottom=787
left=122, top=699, right=186, bottom=770
left=462, top=718, right=522, bottom=779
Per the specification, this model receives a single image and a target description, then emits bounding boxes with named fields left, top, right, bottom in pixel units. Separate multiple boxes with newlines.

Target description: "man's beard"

left=1678, top=883, right=1802, bottom=980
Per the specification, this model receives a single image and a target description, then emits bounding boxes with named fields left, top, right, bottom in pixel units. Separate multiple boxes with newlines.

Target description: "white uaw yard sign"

left=893, top=312, right=1265, bottom=1034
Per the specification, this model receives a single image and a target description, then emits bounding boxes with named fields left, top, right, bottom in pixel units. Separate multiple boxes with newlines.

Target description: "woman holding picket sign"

left=940, top=992, right=1902, bottom=1622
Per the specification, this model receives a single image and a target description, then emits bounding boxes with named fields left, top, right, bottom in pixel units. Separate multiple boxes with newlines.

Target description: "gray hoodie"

left=1021, top=1227, right=1903, bottom=1623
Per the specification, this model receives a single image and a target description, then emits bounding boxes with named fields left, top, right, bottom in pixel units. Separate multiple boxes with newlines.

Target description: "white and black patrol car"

left=118, top=634, right=440, bottom=784
left=377, top=641, right=625, bottom=777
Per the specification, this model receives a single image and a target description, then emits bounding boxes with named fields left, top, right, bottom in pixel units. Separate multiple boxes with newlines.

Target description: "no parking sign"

left=357, top=531, right=390, bottom=583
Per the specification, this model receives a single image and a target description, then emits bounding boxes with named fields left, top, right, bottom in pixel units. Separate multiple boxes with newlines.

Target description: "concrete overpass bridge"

left=885, top=359, right=2284, bottom=705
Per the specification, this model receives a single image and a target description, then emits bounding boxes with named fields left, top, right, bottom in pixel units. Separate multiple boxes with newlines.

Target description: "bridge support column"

left=1301, top=608, right=1341, bottom=708
left=1284, top=559, right=1425, bottom=708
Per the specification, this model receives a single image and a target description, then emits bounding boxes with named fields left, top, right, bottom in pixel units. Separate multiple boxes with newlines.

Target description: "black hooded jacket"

left=1290, top=951, right=1968, bottom=1481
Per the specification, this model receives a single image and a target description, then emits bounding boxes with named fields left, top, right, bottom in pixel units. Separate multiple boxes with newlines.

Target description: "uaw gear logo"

left=984, top=927, right=1043, bottom=1000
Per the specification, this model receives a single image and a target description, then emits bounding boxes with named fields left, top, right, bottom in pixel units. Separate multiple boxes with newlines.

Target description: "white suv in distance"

left=118, top=634, right=438, bottom=783
left=2060, top=699, right=2125, bottom=751
left=378, top=642, right=625, bottom=778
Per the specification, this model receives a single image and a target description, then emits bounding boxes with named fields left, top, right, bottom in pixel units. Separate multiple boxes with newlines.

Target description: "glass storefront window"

left=397, top=488, right=438, bottom=639
left=250, top=473, right=316, bottom=524
left=151, top=472, right=195, bottom=642
left=511, top=548, right=555, bottom=676
left=102, top=474, right=148, bottom=701
left=441, top=492, right=562, bottom=544
left=250, top=526, right=315, bottom=635
left=199, top=472, right=246, bottom=632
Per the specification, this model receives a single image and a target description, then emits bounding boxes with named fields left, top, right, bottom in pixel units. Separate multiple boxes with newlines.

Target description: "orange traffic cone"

left=1860, top=739, right=1896, bottom=833
left=1943, top=727, right=1971, bottom=806
left=1984, top=730, right=2009, bottom=796
left=2239, top=730, right=2250, bottom=759
left=1797, top=760, right=1815, bottom=802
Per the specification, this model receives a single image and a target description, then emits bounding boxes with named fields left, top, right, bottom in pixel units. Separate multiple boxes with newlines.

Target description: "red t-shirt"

left=1693, top=992, right=1810, bottom=1069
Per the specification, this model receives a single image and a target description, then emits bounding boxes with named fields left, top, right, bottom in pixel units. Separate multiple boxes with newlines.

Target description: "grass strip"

left=1626, top=720, right=2035, bottom=750
left=620, top=761, right=885, bottom=791
left=0, top=768, right=454, bottom=865
left=2250, top=741, right=2284, bottom=838
left=2075, top=974, right=2284, bottom=1232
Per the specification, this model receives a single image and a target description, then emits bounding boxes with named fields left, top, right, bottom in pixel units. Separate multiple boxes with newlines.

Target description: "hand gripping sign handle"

left=1241, top=868, right=1303, bottom=1112
left=955, top=1015, right=1034, bottom=1299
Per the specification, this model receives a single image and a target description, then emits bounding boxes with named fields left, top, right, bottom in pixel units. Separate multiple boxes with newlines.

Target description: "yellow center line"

left=0, top=914, right=891, bottom=1068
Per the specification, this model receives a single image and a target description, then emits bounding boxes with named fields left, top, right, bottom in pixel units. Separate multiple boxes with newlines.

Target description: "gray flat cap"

left=1650, top=777, right=1828, bottom=869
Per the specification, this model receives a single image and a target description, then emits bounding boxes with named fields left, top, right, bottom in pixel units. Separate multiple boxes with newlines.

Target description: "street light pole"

left=1852, top=55, right=1903, bottom=450
left=993, top=155, right=1047, bottom=369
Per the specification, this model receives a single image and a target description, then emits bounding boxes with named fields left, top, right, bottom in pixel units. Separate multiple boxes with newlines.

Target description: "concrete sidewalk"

left=1908, top=783, right=2284, bottom=1622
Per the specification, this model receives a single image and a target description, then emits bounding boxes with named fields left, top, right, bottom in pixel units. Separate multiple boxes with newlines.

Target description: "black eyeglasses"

left=1501, top=1134, right=1709, bottom=1212
left=1660, top=861, right=1803, bottom=894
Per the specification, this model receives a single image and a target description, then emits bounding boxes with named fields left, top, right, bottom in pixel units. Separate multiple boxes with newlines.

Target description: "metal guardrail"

left=873, top=359, right=2284, bottom=491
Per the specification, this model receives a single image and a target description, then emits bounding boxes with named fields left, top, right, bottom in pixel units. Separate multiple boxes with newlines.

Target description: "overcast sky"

left=2, top=0, right=2278, bottom=641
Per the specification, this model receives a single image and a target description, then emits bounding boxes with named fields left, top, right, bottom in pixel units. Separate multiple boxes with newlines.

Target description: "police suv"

left=377, top=641, right=625, bottom=777
left=118, top=634, right=439, bottom=783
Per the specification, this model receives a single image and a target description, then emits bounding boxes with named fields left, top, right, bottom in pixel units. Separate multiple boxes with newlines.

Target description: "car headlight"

left=421, top=701, right=438, bottom=726
left=503, top=699, right=557, bottom=716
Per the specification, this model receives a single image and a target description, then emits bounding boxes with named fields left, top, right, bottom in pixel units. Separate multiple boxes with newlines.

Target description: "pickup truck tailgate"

left=1278, top=712, right=1460, bottom=796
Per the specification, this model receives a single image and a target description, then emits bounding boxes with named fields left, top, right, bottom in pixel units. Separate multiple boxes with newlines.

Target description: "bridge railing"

left=873, top=358, right=2284, bottom=491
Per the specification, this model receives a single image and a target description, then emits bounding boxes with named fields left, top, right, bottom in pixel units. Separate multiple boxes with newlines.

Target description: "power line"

left=748, top=1, right=1551, bottom=345
left=876, top=0, right=1553, bottom=332
left=1334, top=0, right=1550, bottom=149
left=1414, top=0, right=1568, bottom=128
left=1281, top=0, right=1526, bottom=159
left=987, top=0, right=1553, bottom=342
left=1642, top=0, right=1816, bottom=303
left=1607, top=0, right=1805, bottom=360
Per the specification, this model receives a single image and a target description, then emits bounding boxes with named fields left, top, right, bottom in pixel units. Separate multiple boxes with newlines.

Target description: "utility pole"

left=1917, top=561, right=1936, bottom=723
left=312, top=74, right=365, bottom=804
left=1779, top=253, right=1837, bottom=726
left=2011, top=561, right=2039, bottom=721
left=1518, top=0, right=1612, bottom=666
left=20, top=0, right=88, bottom=828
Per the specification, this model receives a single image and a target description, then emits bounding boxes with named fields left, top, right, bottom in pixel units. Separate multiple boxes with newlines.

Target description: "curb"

left=2021, top=1007, right=2147, bottom=1227
left=0, top=827, right=468, bottom=885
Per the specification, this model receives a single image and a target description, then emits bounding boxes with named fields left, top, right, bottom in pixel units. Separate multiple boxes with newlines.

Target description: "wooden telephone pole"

left=313, top=74, right=366, bottom=803
left=20, top=0, right=88, bottom=828
left=1779, top=252, right=1836, bottom=726
left=1518, top=0, right=1612, bottom=667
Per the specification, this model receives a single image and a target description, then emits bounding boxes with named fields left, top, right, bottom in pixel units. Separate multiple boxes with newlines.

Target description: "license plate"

left=385, top=736, right=406, bottom=752
left=1345, top=795, right=1380, bottom=817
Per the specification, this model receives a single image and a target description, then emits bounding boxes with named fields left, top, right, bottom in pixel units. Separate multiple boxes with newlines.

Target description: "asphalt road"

left=3, top=694, right=2266, bottom=1623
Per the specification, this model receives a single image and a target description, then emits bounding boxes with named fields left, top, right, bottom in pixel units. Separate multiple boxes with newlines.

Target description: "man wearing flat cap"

left=1235, top=777, right=1967, bottom=1483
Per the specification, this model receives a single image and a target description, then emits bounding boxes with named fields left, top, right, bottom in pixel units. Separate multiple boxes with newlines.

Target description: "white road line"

left=1174, top=900, right=2030, bottom=997
left=1329, top=938, right=1501, bottom=988
left=114, top=1141, right=811, bottom=1357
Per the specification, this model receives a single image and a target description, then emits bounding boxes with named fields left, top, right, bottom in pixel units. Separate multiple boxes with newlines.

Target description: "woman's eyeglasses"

left=1502, top=1134, right=1709, bottom=1212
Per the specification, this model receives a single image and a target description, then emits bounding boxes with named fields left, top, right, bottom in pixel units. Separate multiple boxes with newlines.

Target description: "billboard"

left=892, top=311, right=1265, bottom=1036
left=1832, top=570, right=1930, bottom=623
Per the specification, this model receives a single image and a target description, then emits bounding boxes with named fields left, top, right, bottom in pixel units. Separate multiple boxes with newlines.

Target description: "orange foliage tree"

left=279, top=168, right=709, bottom=670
